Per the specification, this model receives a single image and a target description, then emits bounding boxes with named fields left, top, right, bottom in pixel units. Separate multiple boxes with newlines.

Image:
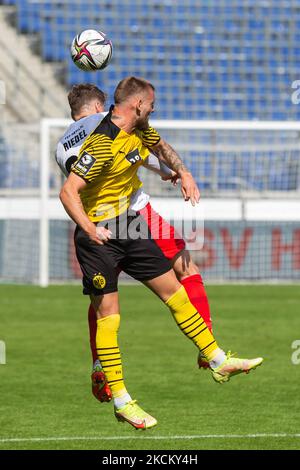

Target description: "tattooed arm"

left=150, top=139, right=189, bottom=175
left=150, top=138, right=200, bottom=205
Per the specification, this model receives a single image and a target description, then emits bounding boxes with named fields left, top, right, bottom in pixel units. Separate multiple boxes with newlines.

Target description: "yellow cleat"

left=114, top=400, right=157, bottom=430
left=211, top=351, right=263, bottom=384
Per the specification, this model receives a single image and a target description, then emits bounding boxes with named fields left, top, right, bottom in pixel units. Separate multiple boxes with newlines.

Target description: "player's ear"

left=136, top=99, right=142, bottom=116
left=95, top=101, right=104, bottom=113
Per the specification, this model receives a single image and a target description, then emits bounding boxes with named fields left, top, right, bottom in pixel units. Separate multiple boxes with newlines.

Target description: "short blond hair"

left=114, top=76, right=155, bottom=105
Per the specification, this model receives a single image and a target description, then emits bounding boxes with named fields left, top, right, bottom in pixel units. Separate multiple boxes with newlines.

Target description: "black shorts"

left=74, top=211, right=172, bottom=296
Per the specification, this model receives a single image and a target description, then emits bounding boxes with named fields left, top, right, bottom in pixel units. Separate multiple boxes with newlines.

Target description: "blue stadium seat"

left=3, top=0, right=300, bottom=191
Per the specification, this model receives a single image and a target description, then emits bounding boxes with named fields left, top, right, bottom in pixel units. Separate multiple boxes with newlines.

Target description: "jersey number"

left=126, top=149, right=142, bottom=165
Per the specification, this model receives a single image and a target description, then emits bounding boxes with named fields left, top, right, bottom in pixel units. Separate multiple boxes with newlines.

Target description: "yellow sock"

left=96, top=314, right=127, bottom=397
left=165, top=286, right=219, bottom=361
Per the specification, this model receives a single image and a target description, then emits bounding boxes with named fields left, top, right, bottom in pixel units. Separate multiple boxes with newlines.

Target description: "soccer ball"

left=70, top=29, right=113, bottom=71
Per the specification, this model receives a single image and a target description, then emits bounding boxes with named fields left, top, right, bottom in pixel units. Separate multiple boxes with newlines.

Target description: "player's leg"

left=144, top=269, right=222, bottom=362
left=139, top=203, right=213, bottom=368
left=90, top=292, right=128, bottom=406
left=171, top=250, right=212, bottom=369
left=88, top=303, right=113, bottom=402
left=143, top=269, right=263, bottom=383
left=88, top=303, right=98, bottom=364
left=123, top=227, right=225, bottom=371
left=172, top=249, right=212, bottom=332
left=85, top=294, right=123, bottom=406
left=88, top=253, right=211, bottom=400
left=88, top=267, right=122, bottom=403
left=139, top=203, right=212, bottom=331
left=76, top=222, right=157, bottom=429
left=124, top=216, right=263, bottom=383
left=91, top=292, right=157, bottom=429
left=75, top=224, right=113, bottom=403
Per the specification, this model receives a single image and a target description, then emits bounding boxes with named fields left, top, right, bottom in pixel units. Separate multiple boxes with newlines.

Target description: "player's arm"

left=143, top=154, right=173, bottom=177
left=59, top=173, right=111, bottom=245
left=142, top=155, right=179, bottom=186
left=150, top=138, right=200, bottom=205
left=60, top=172, right=92, bottom=233
left=59, top=134, right=114, bottom=245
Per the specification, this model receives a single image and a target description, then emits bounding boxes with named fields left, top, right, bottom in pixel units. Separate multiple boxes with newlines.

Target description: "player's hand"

left=87, top=225, right=112, bottom=245
left=180, top=171, right=200, bottom=206
left=161, top=171, right=179, bottom=186
left=96, top=226, right=112, bottom=244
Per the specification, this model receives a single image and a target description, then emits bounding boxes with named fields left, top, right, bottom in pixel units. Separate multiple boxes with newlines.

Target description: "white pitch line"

left=0, top=434, right=300, bottom=443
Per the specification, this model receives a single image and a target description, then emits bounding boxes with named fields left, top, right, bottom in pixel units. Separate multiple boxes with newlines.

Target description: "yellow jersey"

left=71, top=109, right=160, bottom=222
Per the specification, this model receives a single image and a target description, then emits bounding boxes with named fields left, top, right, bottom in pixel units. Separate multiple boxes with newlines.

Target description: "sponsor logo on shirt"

left=73, top=151, right=96, bottom=175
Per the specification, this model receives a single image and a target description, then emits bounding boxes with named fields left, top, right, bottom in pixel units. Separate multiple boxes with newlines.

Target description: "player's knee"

left=90, top=292, right=119, bottom=319
left=172, top=251, right=199, bottom=280
left=144, top=269, right=182, bottom=302
left=184, top=259, right=199, bottom=277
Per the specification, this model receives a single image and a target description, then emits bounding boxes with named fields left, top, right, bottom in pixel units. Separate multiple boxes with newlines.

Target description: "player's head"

left=114, top=76, right=155, bottom=130
left=68, top=84, right=107, bottom=120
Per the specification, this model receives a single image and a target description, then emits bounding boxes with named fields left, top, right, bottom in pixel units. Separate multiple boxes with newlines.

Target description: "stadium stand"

left=1, top=0, right=299, bottom=121
left=0, top=0, right=300, bottom=193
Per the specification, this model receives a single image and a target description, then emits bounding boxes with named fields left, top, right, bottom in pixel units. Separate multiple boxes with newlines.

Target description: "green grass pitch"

left=0, top=284, right=300, bottom=450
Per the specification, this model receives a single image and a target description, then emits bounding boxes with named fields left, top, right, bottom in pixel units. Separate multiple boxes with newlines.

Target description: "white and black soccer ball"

left=70, top=29, right=113, bottom=71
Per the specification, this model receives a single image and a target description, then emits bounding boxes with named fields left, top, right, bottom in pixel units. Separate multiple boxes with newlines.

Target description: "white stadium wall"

left=0, top=197, right=299, bottom=284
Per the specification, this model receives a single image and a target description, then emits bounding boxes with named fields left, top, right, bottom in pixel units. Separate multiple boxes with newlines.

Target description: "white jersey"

left=56, top=113, right=105, bottom=178
left=55, top=113, right=172, bottom=211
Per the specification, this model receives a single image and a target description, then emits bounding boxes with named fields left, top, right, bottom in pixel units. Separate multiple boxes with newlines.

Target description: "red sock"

left=180, top=274, right=213, bottom=332
left=88, top=304, right=98, bottom=363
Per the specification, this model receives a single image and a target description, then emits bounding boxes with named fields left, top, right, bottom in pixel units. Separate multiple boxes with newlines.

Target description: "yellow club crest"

left=92, top=273, right=106, bottom=289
